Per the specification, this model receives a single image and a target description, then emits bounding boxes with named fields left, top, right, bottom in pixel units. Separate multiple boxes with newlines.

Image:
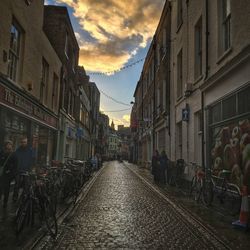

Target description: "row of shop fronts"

left=0, top=77, right=91, bottom=166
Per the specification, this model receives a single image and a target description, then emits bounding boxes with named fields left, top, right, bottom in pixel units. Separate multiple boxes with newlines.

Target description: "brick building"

left=43, top=5, right=80, bottom=161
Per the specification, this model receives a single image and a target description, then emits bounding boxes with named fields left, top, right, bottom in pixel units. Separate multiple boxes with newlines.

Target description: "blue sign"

left=182, top=105, right=189, bottom=122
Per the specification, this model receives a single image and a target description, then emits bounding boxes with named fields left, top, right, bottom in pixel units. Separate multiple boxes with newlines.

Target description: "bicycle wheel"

left=189, top=176, right=197, bottom=198
left=15, top=199, right=30, bottom=236
left=43, top=199, right=58, bottom=238
left=194, top=178, right=203, bottom=202
left=202, top=180, right=214, bottom=206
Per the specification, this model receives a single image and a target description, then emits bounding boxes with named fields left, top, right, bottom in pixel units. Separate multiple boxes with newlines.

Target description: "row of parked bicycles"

left=14, top=158, right=96, bottom=239
left=167, top=159, right=242, bottom=216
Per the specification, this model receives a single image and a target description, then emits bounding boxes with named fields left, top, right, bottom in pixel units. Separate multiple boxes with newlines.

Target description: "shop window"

left=8, top=21, right=22, bottom=81
left=238, top=85, right=250, bottom=115
left=211, top=102, right=222, bottom=124
left=222, top=95, right=236, bottom=120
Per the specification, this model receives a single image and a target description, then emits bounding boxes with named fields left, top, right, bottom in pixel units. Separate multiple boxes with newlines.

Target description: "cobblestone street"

left=38, top=161, right=231, bottom=249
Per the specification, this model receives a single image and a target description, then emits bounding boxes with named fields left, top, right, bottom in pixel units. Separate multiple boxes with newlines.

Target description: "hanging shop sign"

left=0, top=85, right=57, bottom=129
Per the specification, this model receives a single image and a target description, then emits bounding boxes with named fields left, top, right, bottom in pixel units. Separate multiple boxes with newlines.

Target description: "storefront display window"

left=209, top=85, right=250, bottom=189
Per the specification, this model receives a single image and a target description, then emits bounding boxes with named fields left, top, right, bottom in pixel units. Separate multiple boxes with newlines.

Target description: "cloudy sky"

left=45, top=0, right=165, bottom=127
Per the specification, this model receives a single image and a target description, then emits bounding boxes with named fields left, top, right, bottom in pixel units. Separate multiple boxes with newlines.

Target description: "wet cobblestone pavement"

left=38, top=161, right=231, bottom=249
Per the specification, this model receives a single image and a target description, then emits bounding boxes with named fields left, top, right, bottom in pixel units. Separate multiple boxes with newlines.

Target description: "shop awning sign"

left=0, top=84, right=58, bottom=129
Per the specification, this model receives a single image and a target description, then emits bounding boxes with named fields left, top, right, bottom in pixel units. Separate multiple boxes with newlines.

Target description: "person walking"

left=0, top=140, right=18, bottom=209
left=159, top=150, right=168, bottom=185
left=151, top=150, right=160, bottom=183
left=13, top=136, right=34, bottom=202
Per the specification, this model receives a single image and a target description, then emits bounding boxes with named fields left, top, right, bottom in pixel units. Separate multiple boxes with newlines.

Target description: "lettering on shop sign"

left=0, top=85, right=57, bottom=128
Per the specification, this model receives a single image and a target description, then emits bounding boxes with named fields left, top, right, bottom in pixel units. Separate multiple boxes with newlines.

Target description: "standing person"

left=13, top=136, right=34, bottom=202
left=91, top=154, right=98, bottom=171
left=151, top=150, right=160, bottom=183
left=159, top=150, right=168, bottom=185
left=0, top=140, right=18, bottom=209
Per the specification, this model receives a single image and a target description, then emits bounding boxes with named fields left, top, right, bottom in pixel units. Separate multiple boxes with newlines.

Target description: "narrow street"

left=37, top=161, right=229, bottom=250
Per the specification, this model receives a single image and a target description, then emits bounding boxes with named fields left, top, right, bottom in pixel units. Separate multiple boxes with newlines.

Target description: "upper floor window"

left=177, top=49, right=183, bottom=98
left=40, top=58, right=49, bottom=105
left=52, top=73, right=59, bottom=111
left=219, top=0, right=231, bottom=54
left=8, top=22, right=21, bottom=81
left=177, top=0, right=183, bottom=29
left=195, top=17, right=202, bottom=79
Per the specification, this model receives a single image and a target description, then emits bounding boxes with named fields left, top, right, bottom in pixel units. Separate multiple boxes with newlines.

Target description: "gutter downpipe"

left=202, top=0, right=209, bottom=170
left=153, top=36, right=156, bottom=152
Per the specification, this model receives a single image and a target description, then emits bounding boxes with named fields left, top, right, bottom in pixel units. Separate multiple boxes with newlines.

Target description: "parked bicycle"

left=189, top=162, right=205, bottom=203
left=202, top=169, right=241, bottom=215
left=15, top=172, right=57, bottom=238
left=168, top=159, right=185, bottom=188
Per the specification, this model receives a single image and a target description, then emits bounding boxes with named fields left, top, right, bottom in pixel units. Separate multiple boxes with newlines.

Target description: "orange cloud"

left=55, top=0, right=164, bottom=72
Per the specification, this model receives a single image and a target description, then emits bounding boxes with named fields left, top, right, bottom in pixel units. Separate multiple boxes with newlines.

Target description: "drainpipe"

left=201, top=0, right=209, bottom=169
left=152, top=36, right=156, bottom=152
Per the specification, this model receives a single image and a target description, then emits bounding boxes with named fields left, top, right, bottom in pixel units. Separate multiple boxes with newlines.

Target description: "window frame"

left=194, top=17, right=203, bottom=79
left=8, top=21, right=22, bottom=81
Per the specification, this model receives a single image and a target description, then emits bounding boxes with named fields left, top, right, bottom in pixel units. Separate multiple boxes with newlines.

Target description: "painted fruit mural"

left=211, top=119, right=250, bottom=188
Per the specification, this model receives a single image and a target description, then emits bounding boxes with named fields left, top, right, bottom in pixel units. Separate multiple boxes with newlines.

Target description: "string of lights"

left=100, top=89, right=131, bottom=107
left=87, top=57, right=145, bottom=76
left=101, top=108, right=131, bottom=113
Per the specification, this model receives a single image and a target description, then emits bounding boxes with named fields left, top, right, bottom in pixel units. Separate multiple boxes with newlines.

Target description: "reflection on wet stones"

left=39, top=161, right=228, bottom=250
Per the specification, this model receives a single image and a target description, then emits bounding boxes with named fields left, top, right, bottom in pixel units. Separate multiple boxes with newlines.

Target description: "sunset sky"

left=45, top=0, right=165, bottom=128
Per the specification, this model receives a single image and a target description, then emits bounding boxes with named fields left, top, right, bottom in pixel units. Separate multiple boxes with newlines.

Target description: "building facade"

left=0, top=0, right=61, bottom=165
left=88, top=82, right=100, bottom=156
left=43, top=5, right=80, bottom=161
left=132, top=0, right=250, bottom=187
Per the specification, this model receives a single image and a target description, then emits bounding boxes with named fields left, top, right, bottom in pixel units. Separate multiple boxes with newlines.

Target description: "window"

left=222, top=95, right=236, bottom=120
left=40, top=58, right=49, bottom=105
left=211, top=102, right=222, bottom=124
left=219, top=0, right=231, bottom=53
left=177, top=49, right=183, bottom=98
left=8, top=23, right=21, bottom=81
left=177, top=0, right=183, bottom=28
left=238, top=85, right=250, bottom=114
left=195, top=17, right=202, bottom=79
left=52, top=73, right=58, bottom=111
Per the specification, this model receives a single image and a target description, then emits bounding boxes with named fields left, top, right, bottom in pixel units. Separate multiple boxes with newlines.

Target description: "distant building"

left=97, top=113, right=109, bottom=159
left=88, top=82, right=100, bottom=156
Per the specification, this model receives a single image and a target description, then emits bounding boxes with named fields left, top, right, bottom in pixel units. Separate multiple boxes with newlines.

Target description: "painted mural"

left=211, top=118, right=250, bottom=189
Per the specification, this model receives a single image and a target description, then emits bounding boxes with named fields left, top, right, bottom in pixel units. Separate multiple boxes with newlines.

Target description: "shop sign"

left=0, top=85, right=57, bottom=129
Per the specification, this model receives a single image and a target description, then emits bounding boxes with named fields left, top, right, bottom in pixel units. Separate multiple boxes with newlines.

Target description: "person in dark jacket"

left=0, top=140, right=18, bottom=209
left=159, top=150, right=168, bottom=185
left=151, top=150, right=160, bottom=183
left=13, top=136, right=34, bottom=202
